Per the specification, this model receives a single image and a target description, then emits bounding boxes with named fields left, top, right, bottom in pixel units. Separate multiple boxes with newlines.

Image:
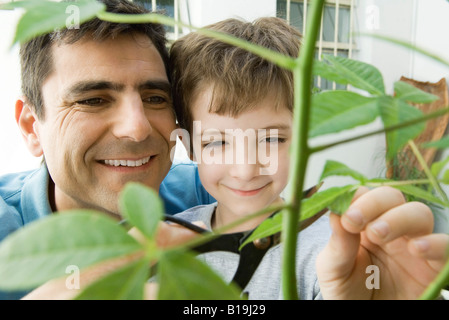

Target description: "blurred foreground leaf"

left=1, top=0, right=105, bottom=45
left=0, top=211, right=141, bottom=290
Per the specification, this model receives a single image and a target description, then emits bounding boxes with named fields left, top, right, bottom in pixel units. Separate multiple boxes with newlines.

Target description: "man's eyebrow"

left=64, top=81, right=124, bottom=99
left=138, top=80, right=171, bottom=94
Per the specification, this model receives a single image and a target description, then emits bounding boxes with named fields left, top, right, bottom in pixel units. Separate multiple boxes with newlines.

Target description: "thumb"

left=316, top=212, right=360, bottom=278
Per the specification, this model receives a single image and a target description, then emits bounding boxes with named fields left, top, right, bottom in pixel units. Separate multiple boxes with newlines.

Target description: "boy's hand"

left=316, top=186, right=449, bottom=300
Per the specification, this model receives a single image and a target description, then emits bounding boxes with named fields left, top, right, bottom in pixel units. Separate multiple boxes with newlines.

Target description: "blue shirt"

left=0, top=160, right=214, bottom=299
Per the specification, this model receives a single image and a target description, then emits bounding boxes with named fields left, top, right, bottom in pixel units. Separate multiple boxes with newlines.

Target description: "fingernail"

left=345, top=208, right=364, bottom=226
left=413, top=239, right=430, bottom=253
left=370, top=220, right=390, bottom=238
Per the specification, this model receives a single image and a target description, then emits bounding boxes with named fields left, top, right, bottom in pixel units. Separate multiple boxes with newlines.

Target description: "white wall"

left=0, top=10, right=42, bottom=176
left=181, top=0, right=276, bottom=27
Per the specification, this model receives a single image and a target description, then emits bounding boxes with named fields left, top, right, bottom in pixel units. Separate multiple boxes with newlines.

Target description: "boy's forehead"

left=192, top=91, right=292, bottom=134
left=191, top=83, right=291, bottom=119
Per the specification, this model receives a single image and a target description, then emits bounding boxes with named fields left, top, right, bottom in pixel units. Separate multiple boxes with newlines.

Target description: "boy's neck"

left=212, top=197, right=284, bottom=233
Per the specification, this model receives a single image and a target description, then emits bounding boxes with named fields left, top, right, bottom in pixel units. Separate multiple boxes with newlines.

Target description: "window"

left=133, top=0, right=181, bottom=39
left=277, top=0, right=356, bottom=90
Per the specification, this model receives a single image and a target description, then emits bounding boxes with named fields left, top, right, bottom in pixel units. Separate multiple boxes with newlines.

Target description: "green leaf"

left=392, top=184, right=448, bottom=207
left=379, top=96, right=425, bottom=159
left=327, top=188, right=357, bottom=214
left=394, top=81, right=439, bottom=104
left=3, top=0, right=105, bottom=45
left=441, top=170, right=449, bottom=185
left=74, top=258, right=149, bottom=300
left=119, top=182, right=163, bottom=240
left=157, top=249, right=243, bottom=300
left=241, top=185, right=357, bottom=247
left=314, top=54, right=385, bottom=95
left=319, top=160, right=368, bottom=183
left=423, top=136, right=449, bottom=150
left=431, top=156, right=449, bottom=177
left=310, top=90, right=379, bottom=137
left=0, top=210, right=142, bottom=291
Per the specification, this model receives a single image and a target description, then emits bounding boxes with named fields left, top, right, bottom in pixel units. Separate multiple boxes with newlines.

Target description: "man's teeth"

left=103, top=156, right=151, bottom=167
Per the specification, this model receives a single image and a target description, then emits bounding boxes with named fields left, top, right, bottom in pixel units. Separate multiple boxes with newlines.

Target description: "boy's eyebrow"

left=260, top=124, right=291, bottom=131
left=199, top=124, right=292, bottom=135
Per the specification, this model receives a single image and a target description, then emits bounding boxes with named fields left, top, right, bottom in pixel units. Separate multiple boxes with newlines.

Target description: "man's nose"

left=112, top=97, right=152, bottom=142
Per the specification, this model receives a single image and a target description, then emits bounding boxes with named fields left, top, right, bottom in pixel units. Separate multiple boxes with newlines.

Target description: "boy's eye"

left=264, top=137, right=286, bottom=144
left=203, top=140, right=227, bottom=149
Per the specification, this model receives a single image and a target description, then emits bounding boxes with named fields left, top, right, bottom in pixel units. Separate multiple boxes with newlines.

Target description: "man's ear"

left=15, top=98, right=43, bottom=157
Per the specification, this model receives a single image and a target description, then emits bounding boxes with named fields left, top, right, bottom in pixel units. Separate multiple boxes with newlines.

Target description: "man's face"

left=34, top=33, right=176, bottom=217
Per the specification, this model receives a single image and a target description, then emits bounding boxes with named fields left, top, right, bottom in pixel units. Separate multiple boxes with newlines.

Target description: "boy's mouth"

left=228, top=184, right=269, bottom=197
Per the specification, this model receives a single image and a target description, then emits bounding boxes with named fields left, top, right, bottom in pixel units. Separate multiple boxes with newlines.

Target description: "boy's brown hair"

left=20, top=0, right=169, bottom=120
left=169, top=17, right=302, bottom=136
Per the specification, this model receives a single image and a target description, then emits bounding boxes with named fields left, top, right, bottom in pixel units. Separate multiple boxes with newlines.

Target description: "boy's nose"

left=112, top=97, right=153, bottom=142
left=229, top=162, right=260, bottom=182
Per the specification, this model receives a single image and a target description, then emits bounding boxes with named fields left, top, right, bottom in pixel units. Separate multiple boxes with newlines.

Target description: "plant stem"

left=419, top=258, right=449, bottom=300
left=309, top=107, right=449, bottom=154
left=281, top=0, right=325, bottom=300
left=170, top=203, right=289, bottom=253
left=96, top=11, right=297, bottom=69
left=365, top=179, right=430, bottom=188
left=408, top=140, right=449, bottom=203
left=407, top=141, right=449, bottom=299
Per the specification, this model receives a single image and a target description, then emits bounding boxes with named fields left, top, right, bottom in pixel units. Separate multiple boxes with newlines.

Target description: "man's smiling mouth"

left=99, top=156, right=152, bottom=167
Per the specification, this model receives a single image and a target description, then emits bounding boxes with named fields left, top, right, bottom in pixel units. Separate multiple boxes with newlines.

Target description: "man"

left=0, top=0, right=213, bottom=299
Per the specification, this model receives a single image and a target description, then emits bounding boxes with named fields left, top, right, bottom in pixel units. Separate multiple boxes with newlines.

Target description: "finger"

left=409, top=233, right=449, bottom=261
left=350, top=186, right=370, bottom=203
left=128, top=227, right=147, bottom=244
left=155, top=221, right=199, bottom=248
left=316, top=213, right=360, bottom=275
left=341, top=186, right=406, bottom=234
left=363, top=201, right=433, bottom=245
left=144, top=282, right=159, bottom=300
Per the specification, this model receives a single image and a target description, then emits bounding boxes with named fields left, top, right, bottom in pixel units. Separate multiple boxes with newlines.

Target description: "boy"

left=170, top=17, right=447, bottom=300
left=170, top=17, right=324, bottom=300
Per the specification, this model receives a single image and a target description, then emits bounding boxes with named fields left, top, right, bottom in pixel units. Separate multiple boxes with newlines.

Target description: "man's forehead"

left=45, top=33, right=167, bottom=90
left=50, top=33, right=159, bottom=65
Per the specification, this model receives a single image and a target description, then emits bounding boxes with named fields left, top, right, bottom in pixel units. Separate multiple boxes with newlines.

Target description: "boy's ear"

left=15, top=98, right=43, bottom=157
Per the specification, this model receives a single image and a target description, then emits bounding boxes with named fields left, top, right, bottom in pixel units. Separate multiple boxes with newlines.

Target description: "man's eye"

left=76, top=98, right=105, bottom=106
left=144, top=96, right=167, bottom=104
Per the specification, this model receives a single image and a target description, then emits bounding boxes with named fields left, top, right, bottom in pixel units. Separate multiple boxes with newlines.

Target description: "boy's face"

left=190, top=86, right=292, bottom=226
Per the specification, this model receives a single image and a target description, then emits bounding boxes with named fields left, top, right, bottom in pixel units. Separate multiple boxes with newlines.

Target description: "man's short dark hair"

left=20, top=0, right=169, bottom=119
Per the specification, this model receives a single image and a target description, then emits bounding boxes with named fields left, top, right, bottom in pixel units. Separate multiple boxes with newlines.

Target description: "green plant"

left=0, top=0, right=449, bottom=300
